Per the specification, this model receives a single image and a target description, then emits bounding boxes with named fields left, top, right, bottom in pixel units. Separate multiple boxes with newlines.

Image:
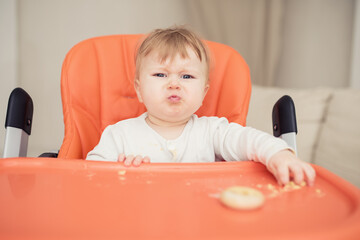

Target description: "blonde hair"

left=135, top=26, right=210, bottom=80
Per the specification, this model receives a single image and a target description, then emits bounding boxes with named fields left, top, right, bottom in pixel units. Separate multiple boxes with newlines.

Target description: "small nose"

left=167, top=77, right=180, bottom=90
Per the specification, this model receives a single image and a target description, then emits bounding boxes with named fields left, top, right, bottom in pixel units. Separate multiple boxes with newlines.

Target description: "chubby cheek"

left=136, top=80, right=158, bottom=103
left=195, top=92, right=207, bottom=107
left=139, top=87, right=162, bottom=106
left=188, top=87, right=208, bottom=108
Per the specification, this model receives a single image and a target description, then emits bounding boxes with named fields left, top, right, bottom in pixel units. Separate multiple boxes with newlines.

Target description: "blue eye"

left=154, top=73, right=166, bottom=77
left=182, top=74, right=194, bottom=79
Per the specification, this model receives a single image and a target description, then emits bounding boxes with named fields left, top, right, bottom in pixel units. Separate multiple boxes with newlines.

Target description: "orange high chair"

left=58, top=35, right=253, bottom=159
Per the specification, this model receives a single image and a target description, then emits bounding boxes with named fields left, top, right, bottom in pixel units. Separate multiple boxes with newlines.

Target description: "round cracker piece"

left=220, top=186, right=265, bottom=210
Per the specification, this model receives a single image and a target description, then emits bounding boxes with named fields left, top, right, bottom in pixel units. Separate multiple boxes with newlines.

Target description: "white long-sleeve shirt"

left=86, top=113, right=290, bottom=166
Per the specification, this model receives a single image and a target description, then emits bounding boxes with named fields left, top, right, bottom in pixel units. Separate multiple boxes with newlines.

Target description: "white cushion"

left=313, top=89, right=360, bottom=187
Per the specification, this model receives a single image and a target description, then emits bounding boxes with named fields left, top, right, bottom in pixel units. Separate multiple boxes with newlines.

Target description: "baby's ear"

left=203, top=84, right=210, bottom=97
left=134, top=79, right=143, bottom=103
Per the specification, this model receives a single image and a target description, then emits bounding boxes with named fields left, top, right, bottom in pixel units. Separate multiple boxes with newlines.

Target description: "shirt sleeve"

left=213, top=118, right=291, bottom=166
left=86, top=125, right=121, bottom=162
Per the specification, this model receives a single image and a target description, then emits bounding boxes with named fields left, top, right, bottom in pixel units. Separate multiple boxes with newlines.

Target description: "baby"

left=86, top=26, right=316, bottom=186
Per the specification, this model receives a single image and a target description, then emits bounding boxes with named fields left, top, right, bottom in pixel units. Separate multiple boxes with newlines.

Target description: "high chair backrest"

left=58, top=35, right=251, bottom=159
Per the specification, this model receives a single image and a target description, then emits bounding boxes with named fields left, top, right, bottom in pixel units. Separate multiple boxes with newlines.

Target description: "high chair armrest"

left=272, top=95, right=298, bottom=155
left=39, top=151, right=59, bottom=158
left=3, top=88, right=33, bottom=158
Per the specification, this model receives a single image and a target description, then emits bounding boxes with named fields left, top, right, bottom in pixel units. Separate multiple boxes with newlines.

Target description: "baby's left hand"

left=118, top=154, right=150, bottom=167
left=267, top=150, right=316, bottom=186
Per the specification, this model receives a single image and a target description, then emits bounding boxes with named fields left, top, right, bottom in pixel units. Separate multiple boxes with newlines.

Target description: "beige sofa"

left=247, top=85, right=360, bottom=188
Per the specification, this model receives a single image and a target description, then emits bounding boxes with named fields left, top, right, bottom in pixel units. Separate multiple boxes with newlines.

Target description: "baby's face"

left=135, top=48, right=209, bottom=125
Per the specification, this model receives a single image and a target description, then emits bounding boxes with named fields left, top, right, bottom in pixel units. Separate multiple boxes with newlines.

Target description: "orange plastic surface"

left=1, top=158, right=359, bottom=240
left=58, top=35, right=251, bottom=159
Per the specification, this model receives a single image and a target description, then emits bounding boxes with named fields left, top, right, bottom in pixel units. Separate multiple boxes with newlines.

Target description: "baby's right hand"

left=117, top=154, right=150, bottom=167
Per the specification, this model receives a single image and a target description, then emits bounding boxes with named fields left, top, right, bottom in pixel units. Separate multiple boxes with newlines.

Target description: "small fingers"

left=133, top=156, right=151, bottom=166
left=303, top=163, right=316, bottom=186
left=119, top=154, right=150, bottom=167
left=133, top=155, right=144, bottom=167
left=117, top=153, right=126, bottom=162
left=288, top=162, right=316, bottom=186
left=123, top=155, right=134, bottom=166
left=289, top=164, right=304, bottom=185
left=268, top=150, right=316, bottom=187
left=275, top=163, right=290, bottom=186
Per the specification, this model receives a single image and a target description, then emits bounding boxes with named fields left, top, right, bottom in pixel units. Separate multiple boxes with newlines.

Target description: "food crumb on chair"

left=283, top=181, right=304, bottom=191
left=258, top=181, right=308, bottom=199
left=267, top=184, right=276, bottom=190
left=315, top=188, right=325, bottom=197
left=118, top=176, right=126, bottom=181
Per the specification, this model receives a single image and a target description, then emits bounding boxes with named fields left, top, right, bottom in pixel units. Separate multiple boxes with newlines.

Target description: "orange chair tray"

left=0, top=158, right=359, bottom=240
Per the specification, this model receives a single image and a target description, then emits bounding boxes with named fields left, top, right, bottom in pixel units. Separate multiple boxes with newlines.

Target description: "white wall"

left=276, top=0, right=355, bottom=88
left=0, top=0, right=18, bottom=156
left=350, top=0, right=360, bottom=89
